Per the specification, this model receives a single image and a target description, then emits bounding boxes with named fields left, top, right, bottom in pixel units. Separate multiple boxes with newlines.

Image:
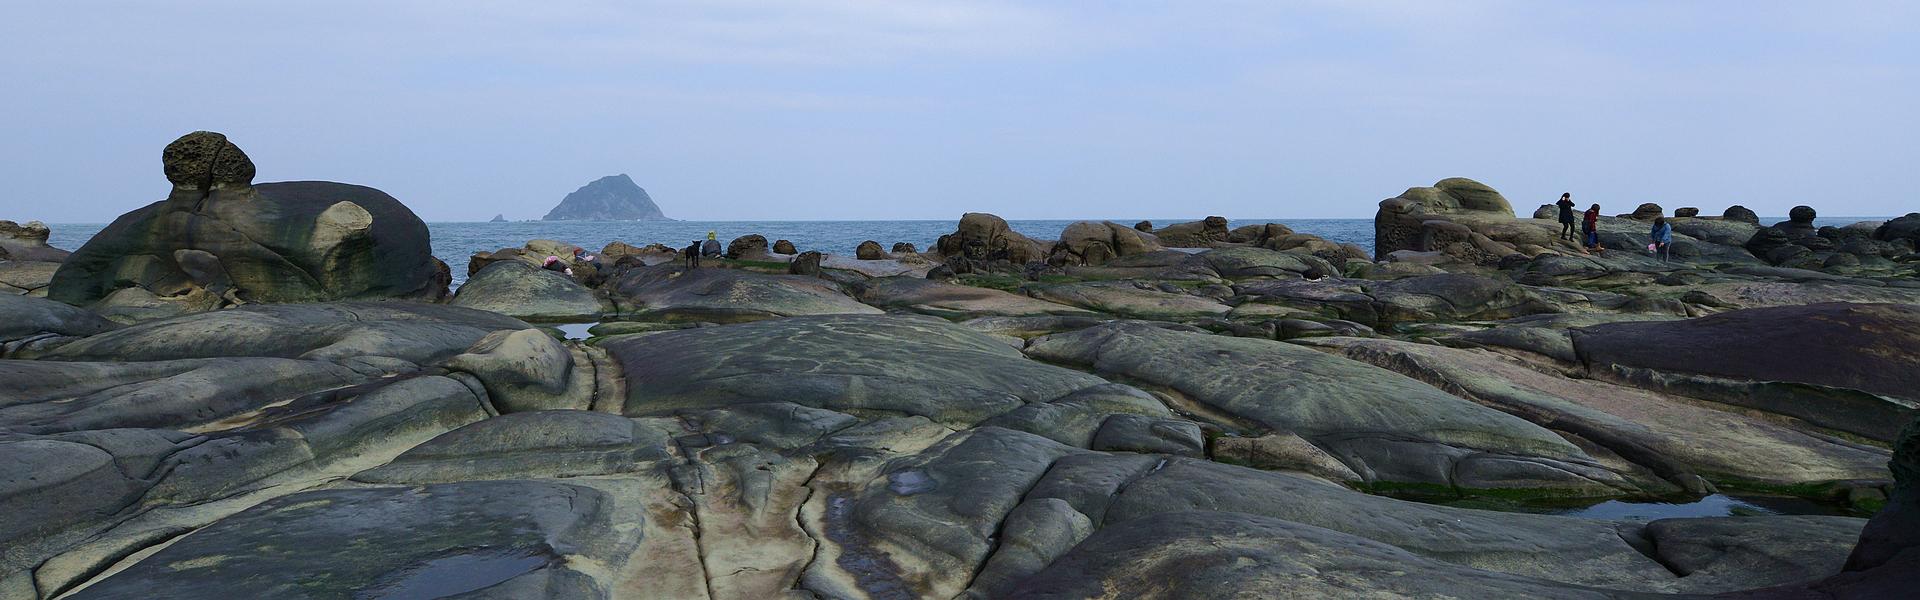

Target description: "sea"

left=40, top=216, right=1887, bottom=288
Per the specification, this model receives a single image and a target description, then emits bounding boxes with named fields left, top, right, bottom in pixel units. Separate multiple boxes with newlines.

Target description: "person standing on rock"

left=701, top=231, right=722, bottom=258
left=1556, top=193, right=1577, bottom=241
left=1650, top=216, right=1673, bottom=261
left=684, top=240, right=702, bottom=269
left=1582, top=204, right=1603, bottom=254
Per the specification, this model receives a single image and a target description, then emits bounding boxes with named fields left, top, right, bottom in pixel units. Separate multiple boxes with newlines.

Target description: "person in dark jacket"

left=701, top=231, right=722, bottom=258
left=541, top=256, right=574, bottom=277
left=1555, top=193, right=1577, bottom=241
left=684, top=240, right=702, bottom=269
left=1582, top=204, right=1603, bottom=254
left=1650, top=216, right=1673, bottom=261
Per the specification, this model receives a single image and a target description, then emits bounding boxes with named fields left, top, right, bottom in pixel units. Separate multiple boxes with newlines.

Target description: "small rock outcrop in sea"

left=45, top=131, right=449, bottom=321
left=541, top=173, right=670, bottom=221
left=489, top=213, right=507, bottom=222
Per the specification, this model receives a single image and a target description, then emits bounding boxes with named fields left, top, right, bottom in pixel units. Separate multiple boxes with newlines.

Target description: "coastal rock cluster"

left=3, top=134, right=1918, bottom=598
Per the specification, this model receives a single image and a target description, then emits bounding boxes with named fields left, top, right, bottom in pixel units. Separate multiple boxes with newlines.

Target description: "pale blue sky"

left=1, top=1, right=1914, bottom=222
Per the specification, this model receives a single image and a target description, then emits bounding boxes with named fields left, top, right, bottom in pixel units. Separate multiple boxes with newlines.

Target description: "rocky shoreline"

left=4, top=132, right=1919, bottom=598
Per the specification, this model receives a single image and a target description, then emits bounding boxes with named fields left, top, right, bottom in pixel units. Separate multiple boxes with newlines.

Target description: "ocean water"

left=39, top=216, right=1888, bottom=288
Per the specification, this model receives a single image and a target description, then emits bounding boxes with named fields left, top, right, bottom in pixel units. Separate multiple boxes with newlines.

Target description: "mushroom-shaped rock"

left=0, top=219, right=69, bottom=263
left=855, top=240, right=886, bottom=259
left=1627, top=203, right=1664, bottom=220
left=1724, top=205, right=1761, bottom=224
left=1674, top=207, right=1700, bottom=218
left=772, top=239, right=797, bottom=254
left=48, top=132, right=448, bottom=318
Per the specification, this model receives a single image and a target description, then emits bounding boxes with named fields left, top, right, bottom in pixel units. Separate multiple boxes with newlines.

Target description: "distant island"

left=489, top=214, right=506, bottom=222
left=542, top=174, right=671, bottom=221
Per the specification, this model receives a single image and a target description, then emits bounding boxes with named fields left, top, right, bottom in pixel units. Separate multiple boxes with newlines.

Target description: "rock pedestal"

left=46, top=131, right=448, bottom=320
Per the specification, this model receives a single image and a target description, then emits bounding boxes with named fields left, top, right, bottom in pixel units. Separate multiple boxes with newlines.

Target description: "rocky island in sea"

left=542, top=173, right=671, bottom=221
left=4, top=131, right=1920, bottom=598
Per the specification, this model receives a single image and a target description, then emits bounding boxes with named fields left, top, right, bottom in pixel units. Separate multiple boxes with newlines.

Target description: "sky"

left=1, top=1, right=1915, bottom=223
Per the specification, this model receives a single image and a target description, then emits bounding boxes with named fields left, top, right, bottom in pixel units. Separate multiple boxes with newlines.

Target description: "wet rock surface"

left=4, top=177, right=1918, bottom=598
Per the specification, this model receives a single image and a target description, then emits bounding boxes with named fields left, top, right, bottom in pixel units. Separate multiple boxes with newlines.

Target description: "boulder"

left=1151, top=216, right=1231, bottom=247
left=891, top=242, right=918, bottom=254
left=1724, top=205, right=1761, bottom=224
left=855, top=240, right=886, bottom=260
left=934, top=213, right=1048, bottom=264
left=772, top=239, right=798, bottom=254
left=1132, top=220, right=1153, bottom=232
left=1675, top=206, right=1700, bottom=217
left=788, top=250, right=823, bottom=276
left=1393, top=177, right=1515, bottom=215
left=1531, top=204, right=1557, bottom=219
left=1051, top=221, right=1162, bottom=266
left=441, top=328, right=597, bottom=412
left=1625, top=203, right=1664, bottom=220
left=1374, top=178, right=1520, bottom=262
left=1874, top=213, right=1920, bottom=248
left=448, top=260, right=606, bottom=321
left=48, top=132, right=449, bottom=317
left=725, top=234, right=769, bottom=260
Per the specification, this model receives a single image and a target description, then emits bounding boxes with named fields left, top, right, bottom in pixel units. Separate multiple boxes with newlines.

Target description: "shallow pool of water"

left=1548, top=494, right=1855, bottom=520
left=548, top=322, right=599, bottom=340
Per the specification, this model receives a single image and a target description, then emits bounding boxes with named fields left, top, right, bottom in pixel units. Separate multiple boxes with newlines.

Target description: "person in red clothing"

left=1581, top=204, right=1604, bottom=254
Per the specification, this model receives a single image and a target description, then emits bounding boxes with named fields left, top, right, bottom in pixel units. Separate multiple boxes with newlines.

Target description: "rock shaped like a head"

left=162, top=131, right=255, bottom=190
left=1789, top=205, right=1818, bottom=224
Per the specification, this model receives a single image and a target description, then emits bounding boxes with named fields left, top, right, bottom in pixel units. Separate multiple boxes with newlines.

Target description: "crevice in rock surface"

left=662, top=422, right=720, bottom=600
left=1617, top=524, right=1689, bottom=578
